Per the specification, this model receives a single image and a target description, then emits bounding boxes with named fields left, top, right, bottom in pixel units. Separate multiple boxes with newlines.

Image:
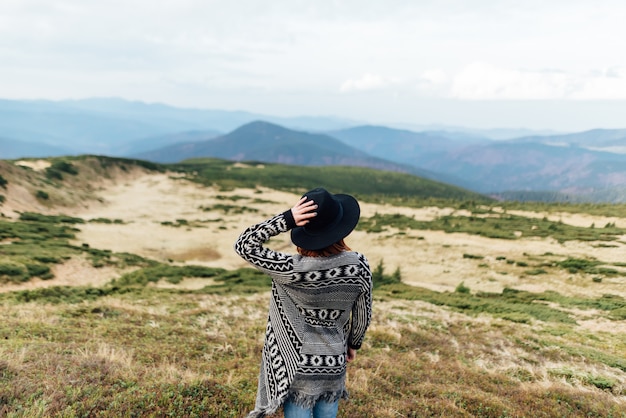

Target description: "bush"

left=202, top=268, right=272, bottom=294
left=26, top=264, right=53, bottom=280
left=19, top=212, right=84, bottom=224
left=45, top=160, right=79, bottom=180
left=36, top=190, right=49, bottom=200
left=33, top=256, right=62, bottom=264
left=463, top=253, right=484, bottom=260
left=14, top=285, right=113, bottom=304
left=557, top=257, right=600, bottom=274
left=587, top=375, right=617, bottom=391
left=0, top=264, right=25, bottom=277
left=0, top=263, right=27, bottom=283
left=0, top=174, right=7, bottom=189
left=115, top=264, right=225, bottom=286
left=455, top=282, right=471, bottom=294
left=371, top=260, right=402, bottom=289
left=89, top=218, right=118, bottom=224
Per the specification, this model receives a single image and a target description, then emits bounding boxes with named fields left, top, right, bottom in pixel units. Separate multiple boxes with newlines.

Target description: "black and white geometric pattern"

left=235, top=212, right=372, bottom=417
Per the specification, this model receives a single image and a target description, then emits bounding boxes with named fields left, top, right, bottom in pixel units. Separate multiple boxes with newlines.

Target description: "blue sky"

left=2, top=0, right=626, bottom=131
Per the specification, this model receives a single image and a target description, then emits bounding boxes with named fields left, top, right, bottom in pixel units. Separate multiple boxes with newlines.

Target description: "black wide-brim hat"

left=291, top=187, right=360, bottom=251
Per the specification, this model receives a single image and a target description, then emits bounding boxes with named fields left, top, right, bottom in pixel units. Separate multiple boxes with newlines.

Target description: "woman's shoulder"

left=350, top=251, right=370, bottom=264
left=291, top=251, right=364, bottom=270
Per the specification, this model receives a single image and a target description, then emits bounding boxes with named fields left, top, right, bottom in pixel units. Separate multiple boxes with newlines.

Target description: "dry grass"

left=2, top=291, right=624, bottom=417
left=1, top=158, right=626, bottom=417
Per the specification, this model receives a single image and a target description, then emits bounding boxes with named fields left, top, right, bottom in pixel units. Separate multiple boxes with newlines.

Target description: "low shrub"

left=455, top=282, right=471, bottom=294
left=45, top=160, right=79, bottom=180
left=0, top=263, right=26, bottom=283
left=201, top=268, right=272, bottom=294
left=115, top=264, right=225, bottom=286
left=19, top=212, right=85, bottom=224
left=35, top=190, right=49, bottom=200
left=463, top=253, right=484, bottom=260
left=25, top=263, right=53, bottom=280
left=371, top=260, right=402, bottom=289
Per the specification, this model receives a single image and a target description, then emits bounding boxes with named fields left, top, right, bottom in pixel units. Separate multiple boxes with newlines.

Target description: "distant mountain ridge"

left=328, top=125, right=464, bottom=167
left=136, top=121, right=444, bottom=181
left=420, top=141, right=626, bottom=193
left=512, top=128, right=626, bottom=148
left=120, top=130, right=221, bottom=156
left=2, top=97, right=626, bottom=202
left=0, top=98, right=357, bottom=158
left=0, top=136, right=73, bottom=159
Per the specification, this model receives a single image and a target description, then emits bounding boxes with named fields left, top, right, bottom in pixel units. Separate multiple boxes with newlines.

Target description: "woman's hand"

left=291, top=196, right=317, bottom=226
left=347, top=347, right=357, bottom=363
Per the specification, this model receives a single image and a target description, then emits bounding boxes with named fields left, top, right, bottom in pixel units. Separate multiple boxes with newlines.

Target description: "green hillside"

left=172, top=157, right=492, bottom=205
left=0, top=156, right=490, bottom=216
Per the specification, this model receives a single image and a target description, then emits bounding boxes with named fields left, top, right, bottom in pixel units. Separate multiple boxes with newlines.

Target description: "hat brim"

left=290, top=194, right=360, bottom=251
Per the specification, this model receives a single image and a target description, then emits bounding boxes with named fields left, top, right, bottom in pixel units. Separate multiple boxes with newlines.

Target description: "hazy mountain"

left=121, top=130, right=222, bottom=156
left=419, top=141, right=626, bottom=194
left=0, top=98, right=358, bottom=157
left=390, top=123, right=561, bottom=140
left=0, top=99, right=197, bottom=155
left=135, top=121, right=446, bottom=180
left=324, top=125, right=626, bottom=200
left=3, top=97, right=626, bottom=202
left=0, top=136, right=74, bottom=159
left=511, top=129, right=626, bottom=153
left=327, top=125, right=466, bottom=167
left=59, top=98, right=358, bottom=132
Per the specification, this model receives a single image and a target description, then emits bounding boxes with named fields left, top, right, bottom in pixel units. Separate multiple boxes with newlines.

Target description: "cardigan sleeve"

left=234, top=210, right=297, bottom=279
left=348, top=253, right=373, bottom=350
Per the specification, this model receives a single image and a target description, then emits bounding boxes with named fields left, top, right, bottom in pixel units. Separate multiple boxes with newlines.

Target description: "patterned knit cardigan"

left=234, top=210, right=372, bottom=417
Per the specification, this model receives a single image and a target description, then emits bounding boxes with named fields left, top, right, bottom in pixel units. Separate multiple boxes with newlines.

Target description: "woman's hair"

left=297, top=239, right=351, bottom=257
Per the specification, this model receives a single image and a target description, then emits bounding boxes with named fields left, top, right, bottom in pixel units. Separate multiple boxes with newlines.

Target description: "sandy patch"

left=15, top=160, right=51, bottom=171
left=71, top=174, right=626, bottom=297
left=364, top=229, right=575, bottom=294
left=1, top=183, right=50, bottom=217
left=151, top=277, right=217, bottom=290
left=349, top=205, right=626, bottom=297
left=0, top=257, right=122, bottom=293
left=5, top=170, right=626, bottom=298
left=70, top=174, right=298, bottom=271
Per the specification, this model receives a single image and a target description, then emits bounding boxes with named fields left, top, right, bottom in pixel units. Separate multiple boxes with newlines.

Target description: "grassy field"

left=1, top=277, right=625, bottom=417
left=1, top=156, right=625, bottom=417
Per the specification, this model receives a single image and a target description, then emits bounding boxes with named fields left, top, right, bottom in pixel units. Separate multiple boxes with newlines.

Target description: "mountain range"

left=134, top=121, right=443, bottom=182
left=2, top=98, right=626, bottom=203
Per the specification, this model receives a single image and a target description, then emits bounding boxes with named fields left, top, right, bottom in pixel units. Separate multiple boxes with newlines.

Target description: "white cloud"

left=420, top=69, right=447, bottom=85
left=414, top=69, right=449, bottom=96
left=339, top=63, right=626, bottom=101
left=2, top=1, right=626, bottom=129
left=449, top=62, right=626, bottom=100
left=570, top=67, right=626, bottom=100
left=340, top=74, right=394, bottom=93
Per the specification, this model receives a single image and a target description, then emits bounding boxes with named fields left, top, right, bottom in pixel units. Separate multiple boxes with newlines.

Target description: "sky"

left=2, top=0, right=626, bottom=132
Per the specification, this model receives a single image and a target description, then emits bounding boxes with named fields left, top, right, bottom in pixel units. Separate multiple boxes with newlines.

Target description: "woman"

left=234, top=187, right=373, bottom=418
